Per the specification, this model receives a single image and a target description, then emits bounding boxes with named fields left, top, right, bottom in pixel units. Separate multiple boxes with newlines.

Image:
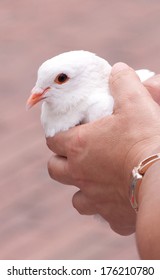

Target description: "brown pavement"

left=0, top=0, right=160, bottom=259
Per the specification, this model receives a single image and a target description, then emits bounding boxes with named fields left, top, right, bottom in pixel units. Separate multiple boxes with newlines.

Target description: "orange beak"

left=26, top=87, right=50, bottom=110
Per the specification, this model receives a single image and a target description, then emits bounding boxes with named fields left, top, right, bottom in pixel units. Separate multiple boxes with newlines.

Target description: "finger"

left=46, top=125, right=78, bottom=156
left=109, top=62, right=153, bottom=111
left=143, top=74, right=160, bottom=105
left=46, top=132, right=68, bottom=156
left=48, top=154, right=74, bottom=185
left=72, top=190, right=97, bottom=215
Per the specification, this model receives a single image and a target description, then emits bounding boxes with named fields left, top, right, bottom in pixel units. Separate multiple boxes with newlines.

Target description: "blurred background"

left=0, top=0, right=160, bottom=260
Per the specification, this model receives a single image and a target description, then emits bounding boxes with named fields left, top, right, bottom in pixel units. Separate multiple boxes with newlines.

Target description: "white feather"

left=136, top=69, right=154, bottom=82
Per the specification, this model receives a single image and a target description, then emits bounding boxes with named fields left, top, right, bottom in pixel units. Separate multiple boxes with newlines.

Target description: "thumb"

left=109, top=62, right=152, bottom=111
left=143, top=74, right=160, bottom=105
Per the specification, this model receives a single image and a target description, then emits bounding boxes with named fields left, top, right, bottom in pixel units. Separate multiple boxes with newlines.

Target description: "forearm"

left=136, top=161, right=160, bottom=259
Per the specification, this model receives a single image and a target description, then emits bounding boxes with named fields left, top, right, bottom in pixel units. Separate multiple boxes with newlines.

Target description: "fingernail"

left=112, top=62, right=129, bottom=74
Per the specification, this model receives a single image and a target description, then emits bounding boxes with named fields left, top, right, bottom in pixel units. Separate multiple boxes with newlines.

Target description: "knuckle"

left=72, top=191, right=97, bottom=215
left=68, top=125, right=87, bottom=156
left=46, top=137, right=53, bottom=151
left=109, top=67, right=136, bottom=90
left=48, top=155, right=72, bottom=184
left=47, top=157, right=55, bottom=179
left=72, top=192, right=86, bottom=215
left=47, top=156, right=59, bottom=181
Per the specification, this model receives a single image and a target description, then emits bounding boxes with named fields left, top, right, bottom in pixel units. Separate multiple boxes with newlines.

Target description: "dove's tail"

left=136, top=69, right=155, bottom=82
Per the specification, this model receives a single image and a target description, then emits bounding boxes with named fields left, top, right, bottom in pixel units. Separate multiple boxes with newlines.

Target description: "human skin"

left=47, top=63, right=160, bottom=258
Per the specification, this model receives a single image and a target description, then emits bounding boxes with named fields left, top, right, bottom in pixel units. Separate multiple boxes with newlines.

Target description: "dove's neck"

left=42, top=92, right=87, bottom=114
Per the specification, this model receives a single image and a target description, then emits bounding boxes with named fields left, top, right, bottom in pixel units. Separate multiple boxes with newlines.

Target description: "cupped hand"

left=46, top=63, right=160, bottom=235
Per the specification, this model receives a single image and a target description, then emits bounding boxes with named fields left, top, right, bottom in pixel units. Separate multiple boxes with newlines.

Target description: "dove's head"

left=27, top=50, right=111, bottom=109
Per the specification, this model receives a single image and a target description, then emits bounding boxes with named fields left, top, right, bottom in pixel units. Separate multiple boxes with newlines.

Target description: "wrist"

left=124, top=138, right=160, bottom=185
left=124, top=138, right=160, bottom=207
left=130, top=153, right=160, bottom=211
left=136, top=160, right=160, bottom=259
left=138, top=160, right=160, bottom=210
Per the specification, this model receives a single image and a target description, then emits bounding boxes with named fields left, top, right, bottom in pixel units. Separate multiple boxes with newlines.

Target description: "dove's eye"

left=54, top=73, right=69, bottom=84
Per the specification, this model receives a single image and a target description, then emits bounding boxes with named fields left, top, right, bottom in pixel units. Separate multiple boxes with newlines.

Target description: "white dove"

left=27, top=50, right=154, bottom=137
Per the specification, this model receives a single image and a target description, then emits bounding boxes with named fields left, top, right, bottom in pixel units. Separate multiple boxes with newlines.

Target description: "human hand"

left=46, top=63, right=160, bottom=235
